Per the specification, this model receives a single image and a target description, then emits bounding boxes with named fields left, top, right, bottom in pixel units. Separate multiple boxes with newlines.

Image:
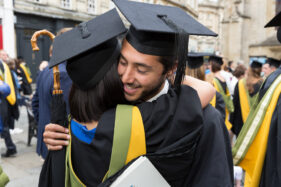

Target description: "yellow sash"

left=3, top=63, right=16, bottom=105
left=239, top=81, right=281, bottom=187
left=213, top=80, right=232, bottom=130
left=20, top=64, right=32, bottom=84
left=210, top=93, right=216, bottom=107
left=238, top=79, right=250, bottom=123
left=125, top=106, right=146, bottom=164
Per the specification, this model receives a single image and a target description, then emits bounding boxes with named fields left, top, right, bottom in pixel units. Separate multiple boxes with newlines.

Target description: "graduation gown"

left=259, top=67, right=281, bottom=187
left=69, top=86, right=233, bottom=186
left=230, top=80, right=262, bottom=136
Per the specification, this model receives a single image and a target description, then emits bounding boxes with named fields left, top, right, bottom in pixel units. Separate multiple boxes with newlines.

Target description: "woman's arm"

left=183, top=76, right=215, bottom=108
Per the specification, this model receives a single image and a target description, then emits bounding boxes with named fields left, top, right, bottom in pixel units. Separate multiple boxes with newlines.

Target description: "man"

left=44, top=1, right=233, bottom=186
left=31, top=28, right=73, bottom=159
left=262, top=62, right=272, bottom=77
left=0, top=50, right=17, bottom=157
left=232, top=11, right=281, bottom=187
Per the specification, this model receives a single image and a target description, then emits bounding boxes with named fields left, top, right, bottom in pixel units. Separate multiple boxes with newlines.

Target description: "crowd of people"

left=0, top=0, right=281, bottom=186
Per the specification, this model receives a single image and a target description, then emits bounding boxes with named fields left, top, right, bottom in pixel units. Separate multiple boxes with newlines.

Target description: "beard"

left=130, top=74, right=166, bottom=105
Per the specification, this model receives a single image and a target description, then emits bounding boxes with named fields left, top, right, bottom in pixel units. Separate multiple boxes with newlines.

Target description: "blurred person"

left=0, top=50, right=9, bottom=62
left=233, top=64, right=247, bottom=80
left=262, top=62, right=271, bottom=78
left=31, top=27, right=73, bottom=159
left=15, top=57, right=32, bottom=96
left=220, top=58, right=238, bottom=95
left=230, top=60, right=263, bottom=136
left=210, top=55, right=233, bottom=130
left=0, top=53, right=17, bottom=157
left=186, top=53, right=225, bottom=119
left=266, top=57, right=281, bottom=75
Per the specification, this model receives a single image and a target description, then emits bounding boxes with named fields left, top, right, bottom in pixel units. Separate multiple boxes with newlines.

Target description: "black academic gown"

left=70, top=86, right=233, bottom=187
left=230, top=81, right=262, bottom=136
left=215, top=91, right=226, bottom=120
left=259, top=67, right=281, bottom=187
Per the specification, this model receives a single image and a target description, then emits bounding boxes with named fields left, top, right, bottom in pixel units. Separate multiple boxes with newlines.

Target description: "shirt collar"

left=147, top=80, right=169, bottom=102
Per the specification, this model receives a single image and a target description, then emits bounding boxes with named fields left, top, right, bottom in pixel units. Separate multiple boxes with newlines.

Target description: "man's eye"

left=120, top=61, right=127, bottom=66
left=137, top=68, right=147, bottom=74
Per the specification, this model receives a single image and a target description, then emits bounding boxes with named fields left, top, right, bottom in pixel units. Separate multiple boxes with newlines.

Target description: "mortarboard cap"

left=113, top=0, right=217, bottom=90
left=49, top=9, right=127, bottom=89
left=267, top=57, right=281, bottom=68
left=265, top=11, right=281, bottom=43
left=250, top=60, right=263, bottom=68
left=187, top=52, right=211, bottom=69
left=113, top=0, right=217, bottom=56
left=208, top=55, right=223, bottom=65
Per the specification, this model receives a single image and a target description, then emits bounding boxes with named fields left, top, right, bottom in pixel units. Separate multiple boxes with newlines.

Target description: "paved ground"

left=0, top=106, right=43, bottom=187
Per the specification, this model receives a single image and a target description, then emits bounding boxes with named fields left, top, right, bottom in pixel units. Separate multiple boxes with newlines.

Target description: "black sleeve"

left=185, top=105, right=234, bottom=187
left=215, top=91, right=226, bottom=120
left=230, top=82, right=243, bottom=135
left=137, top=85, right=203, bottom=152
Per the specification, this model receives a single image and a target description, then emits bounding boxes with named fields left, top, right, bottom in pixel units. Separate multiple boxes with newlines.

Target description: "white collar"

left=147, top=80, right=169, bottom=102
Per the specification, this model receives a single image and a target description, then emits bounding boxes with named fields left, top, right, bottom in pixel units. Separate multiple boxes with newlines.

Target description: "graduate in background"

left=232, top=11, right=281, bottom=187
left=0, top=50, right=17, bottom=157
left=210, top=55, right=234, bottom=130
left=186, top=52, right=225, bottom=119
left=230, top=60, right=263, bottom=136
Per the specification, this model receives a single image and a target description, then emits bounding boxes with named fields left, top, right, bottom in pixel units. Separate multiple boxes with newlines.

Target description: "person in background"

left=31, top=27, right=73, bottom=159
left=230, top=60, right=263, bottom=137
left=233, top=64, right=247, bottom=80
left=0, top=51, right=17, bottom=157
left=15, top=57, right=33, bottom=97
left=186, top=52, right=225, bottom=119
left=210, top=55, right=233, bottom=130
left=262, top=62, right=272, bottom=78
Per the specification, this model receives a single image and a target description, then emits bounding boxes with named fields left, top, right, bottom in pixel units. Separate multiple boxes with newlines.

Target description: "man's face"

left=0, top=50, right=9, bottom=62
left=118, top=40, right=168, bottom=102
left=262, top=63, right=271, bottom=77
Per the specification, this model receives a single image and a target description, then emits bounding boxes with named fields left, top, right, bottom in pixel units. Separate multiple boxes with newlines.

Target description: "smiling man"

left=43, top=1, right=233, bottom=186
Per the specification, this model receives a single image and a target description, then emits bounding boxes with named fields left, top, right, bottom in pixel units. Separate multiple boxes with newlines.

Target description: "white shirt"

left=147, top=80, right=169, bottom=102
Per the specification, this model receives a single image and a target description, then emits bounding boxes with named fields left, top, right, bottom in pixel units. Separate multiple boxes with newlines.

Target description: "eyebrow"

left=120, top=53, right=153, bottom=70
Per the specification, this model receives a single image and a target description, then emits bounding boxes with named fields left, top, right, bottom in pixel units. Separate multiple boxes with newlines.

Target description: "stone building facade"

left=0, top=0, right=203, bottom=78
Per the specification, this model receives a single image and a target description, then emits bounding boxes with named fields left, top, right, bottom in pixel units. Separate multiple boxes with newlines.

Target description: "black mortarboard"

left=208, top=55, right=223, bottom=65
left=265, top=11, right=281, bottom=43
left=187, top=52, right=211, bottom=69
left=49, top=9, right=127, bottom=89
left=267, top=57, right=281, bottom=68
left=250, top=60, right=263, bottom=68
left=113, top=0, right=217, bottom=56
left=113, top=0, right=217, bottom=89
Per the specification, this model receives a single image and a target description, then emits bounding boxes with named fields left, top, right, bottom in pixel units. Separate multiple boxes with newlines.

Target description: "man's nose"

left=121, top=67, right=135, bottom=84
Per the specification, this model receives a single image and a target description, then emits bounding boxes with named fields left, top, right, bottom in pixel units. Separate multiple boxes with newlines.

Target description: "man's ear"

left=167, top=63, right=178, bottom=77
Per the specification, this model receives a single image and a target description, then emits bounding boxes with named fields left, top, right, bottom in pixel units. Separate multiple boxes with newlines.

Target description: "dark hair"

left=246, top=67, right=262, bottom=94
left=233, top=64, right=246, bottom=79
left=158, top=56, right=176, bottom=74
left=211, top=61, right=221, bottom=73
left=69, top=62, right=127, bottom=123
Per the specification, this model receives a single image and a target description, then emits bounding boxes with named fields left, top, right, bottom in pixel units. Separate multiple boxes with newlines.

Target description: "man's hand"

left=43, top=123, right=70, bottom=150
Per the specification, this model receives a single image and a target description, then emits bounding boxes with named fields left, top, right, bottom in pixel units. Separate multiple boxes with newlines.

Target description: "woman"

left=230, top=61, right=263, bottom=136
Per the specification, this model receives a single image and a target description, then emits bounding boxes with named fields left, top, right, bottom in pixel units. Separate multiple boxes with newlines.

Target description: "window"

left=88, top=0, right=97, bottom=14
left=61, top=0, right=71, bottom=9
left=29, top=0, right=42, bottom=3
